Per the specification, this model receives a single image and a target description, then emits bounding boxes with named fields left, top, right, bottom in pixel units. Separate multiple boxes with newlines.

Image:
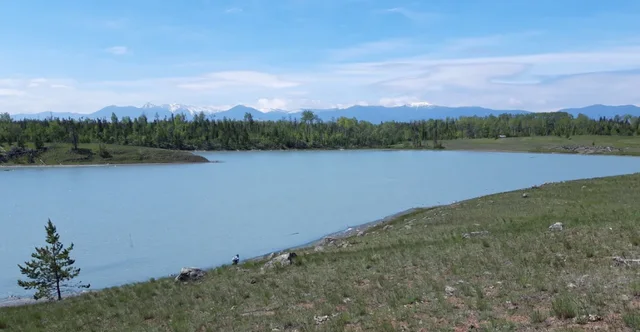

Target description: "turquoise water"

left=1, top=150, right=639, bottom=298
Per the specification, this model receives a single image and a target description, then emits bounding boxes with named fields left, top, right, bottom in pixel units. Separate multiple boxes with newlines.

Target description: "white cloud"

left=177, top=71, right=300, bottom=90
left=27, top=78, right=47, bottom=88
left=2, top=41, right=640, bottom=114
left=250, top=98, right=333, bottom=112
left=225, top=7, right=242, bottom=14
left=327, top=39, right=412, bottom=61
left=105, top=46, right=128, bottom=55
left=256, top=98, right=288, bottom=111
left=50, top=84, right=73, bottom=89
left=434, top=31, right=544, bottom=55
left=0, top=89, right=25, bottom=97
left=0, top=79, right=19, bottom=87
left=379, top=96, right=424, bottom=107
left=380, top=7, right=441, bottom=23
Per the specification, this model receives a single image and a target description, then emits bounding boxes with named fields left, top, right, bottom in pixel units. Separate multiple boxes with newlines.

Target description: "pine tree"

left=17, top=219, right=89, bottom=301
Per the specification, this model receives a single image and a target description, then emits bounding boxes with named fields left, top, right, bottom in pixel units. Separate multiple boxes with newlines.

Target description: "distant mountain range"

left=8, top=103, right=640, bottom=123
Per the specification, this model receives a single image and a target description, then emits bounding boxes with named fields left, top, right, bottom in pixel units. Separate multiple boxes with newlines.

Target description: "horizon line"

left=5, top=102, right=640, bottom=116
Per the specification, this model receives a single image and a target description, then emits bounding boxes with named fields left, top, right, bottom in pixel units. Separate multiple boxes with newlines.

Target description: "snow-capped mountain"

left=8, top=103, right=640, bottom=122
left=407, top=102, right=434, bottom=107
left=141, top=102, right=224, bottom=115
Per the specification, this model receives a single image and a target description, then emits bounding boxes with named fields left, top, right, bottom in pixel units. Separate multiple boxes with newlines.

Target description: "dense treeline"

left=1, top=110, right=639, bottom=151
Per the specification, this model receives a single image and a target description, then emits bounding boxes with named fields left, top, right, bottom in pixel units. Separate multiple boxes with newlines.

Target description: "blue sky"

left=1, top=0, right=640, bottom=113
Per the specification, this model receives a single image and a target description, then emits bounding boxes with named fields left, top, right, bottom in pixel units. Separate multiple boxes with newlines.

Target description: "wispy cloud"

left=327, top=38, right=414, bottom=61
left=103, top=18, right=128, bottom=29
left=438, top=31, right=544, bottom=54
left=225, top=7, right=243, bottom=14
left=177, top=71, right=300, bottom=90
left=79, top=18, right=129, bottom=31
left=105, top=46, right=129, bottom=55
left=0, top=88, right=25, bottom=97
left=154, top=25, right=218, bottom=43
left=3, top=39, right=640, bottom=114
left=27, top=78, right=47, bottom=88
left=50, top=84, right=73, bottom=89
left=380, top=7, right=441, bottom=23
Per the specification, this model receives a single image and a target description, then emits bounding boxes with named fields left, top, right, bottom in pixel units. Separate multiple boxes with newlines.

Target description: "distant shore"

left=0, top=160, right=221, bottom=169
left=3, top=136, right=640, bottom=168
left=0, top=143, right=210, bottom=167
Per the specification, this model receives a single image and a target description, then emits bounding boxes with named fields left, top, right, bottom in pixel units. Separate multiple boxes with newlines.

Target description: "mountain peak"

left=407, top=102, right=434, bottom=108
left=163, top=103, right=189, bottom=113
left=228, top=105, right=258, bottom=111
left=141, top=102, right=158, bottom=109
left=9, top=103, right=640, bottom=123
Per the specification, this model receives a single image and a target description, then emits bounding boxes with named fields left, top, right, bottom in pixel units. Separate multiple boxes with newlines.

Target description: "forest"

left=1, top=110, right=639, bottom=152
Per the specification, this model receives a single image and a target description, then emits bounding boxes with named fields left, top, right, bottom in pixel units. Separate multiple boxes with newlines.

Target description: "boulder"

left=320, top=237, right=351, bottom=249
left=462, top=231, right=489, bottom=239
left=445, top=286, right=455, bottom=296
left=314, top=315, right=329, bottom=325
left=174, top=267, right=205, bottom=282
left=548, top=222, right=564, bottom=231
left=323, top=237, right=337, bottom=245
left=263, top=252, right=298, bottom=269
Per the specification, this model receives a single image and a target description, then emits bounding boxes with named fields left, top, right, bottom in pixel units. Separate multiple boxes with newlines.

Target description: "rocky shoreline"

left=247, top=207, right=423, bottom=262
left=550, top=145, right=623, bottom=154
left=0, top=207, right=423, bottom=308
left=0, top=291, right=93, bottom=308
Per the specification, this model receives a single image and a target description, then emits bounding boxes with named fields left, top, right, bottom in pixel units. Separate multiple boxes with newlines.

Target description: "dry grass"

left=2, top=173, right=640, bottom=331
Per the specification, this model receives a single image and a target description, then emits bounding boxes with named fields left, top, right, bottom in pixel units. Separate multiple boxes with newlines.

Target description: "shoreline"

left=3, top=146, right=637, bottom=169
left=0, top=160, right=221, bottom=169
left=289, top=208, right=423, bottom=250
left=0, top=173, right=627, bottom=307
left=2, top=156, right=637, bottom=307
left=0, top=207, right=426, bottom=308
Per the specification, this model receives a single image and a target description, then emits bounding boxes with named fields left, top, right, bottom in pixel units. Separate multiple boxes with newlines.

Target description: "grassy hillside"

left=2, top=173, right=640, bottom=331
left=0, top=143, right=208, bottom=166
left=439, top=135, right=640, bottom=156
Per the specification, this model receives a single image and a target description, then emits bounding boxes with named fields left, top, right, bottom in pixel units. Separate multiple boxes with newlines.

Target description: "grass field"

left=2, top=173, right=640, bottom=331
left=439, top=135, right=640, bottom=156
left=0, top=143, right=208, bottom=166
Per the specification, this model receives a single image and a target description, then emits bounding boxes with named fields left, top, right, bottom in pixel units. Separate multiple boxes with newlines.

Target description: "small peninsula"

left=0, top=143, right=208, bottom=166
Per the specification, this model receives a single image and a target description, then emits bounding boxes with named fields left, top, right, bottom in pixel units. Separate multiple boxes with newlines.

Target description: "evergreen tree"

left=1, top=111, right=640, bottom=158
left=17, top=219, right=89, bottom=301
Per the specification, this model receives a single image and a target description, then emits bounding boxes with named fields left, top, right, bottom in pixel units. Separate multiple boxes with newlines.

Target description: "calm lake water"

left=1, top=150, right=640, bottom=298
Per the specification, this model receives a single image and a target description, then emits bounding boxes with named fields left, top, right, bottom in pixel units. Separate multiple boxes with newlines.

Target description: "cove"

left=1, top=150, right=639, bottom=298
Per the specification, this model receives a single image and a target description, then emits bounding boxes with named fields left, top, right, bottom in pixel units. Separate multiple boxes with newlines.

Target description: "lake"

left=1, top=150, right=640, bottom=298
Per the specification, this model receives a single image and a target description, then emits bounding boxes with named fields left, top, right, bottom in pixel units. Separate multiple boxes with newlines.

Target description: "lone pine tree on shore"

left=17, top=219, right=90, bottom=301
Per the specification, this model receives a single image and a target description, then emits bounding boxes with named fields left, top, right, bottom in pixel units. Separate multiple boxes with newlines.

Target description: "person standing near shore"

left=232, top=254, right=239, bottom=265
